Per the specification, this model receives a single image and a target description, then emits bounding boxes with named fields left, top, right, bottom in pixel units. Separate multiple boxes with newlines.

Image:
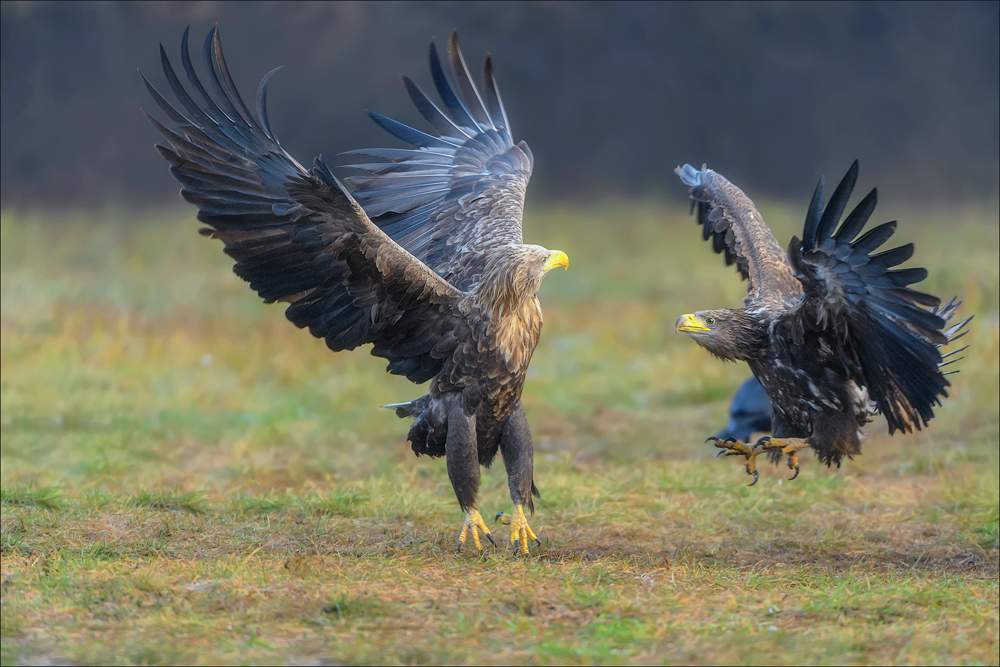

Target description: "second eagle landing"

left=675, top=162, right=969, bottom=485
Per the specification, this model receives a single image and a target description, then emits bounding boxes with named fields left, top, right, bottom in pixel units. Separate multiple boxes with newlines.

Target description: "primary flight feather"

left=143, top=27, right=566, bottom=554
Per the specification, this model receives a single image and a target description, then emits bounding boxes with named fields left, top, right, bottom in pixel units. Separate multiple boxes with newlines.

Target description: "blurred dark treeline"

left=2, top=1, right=998, bottom=209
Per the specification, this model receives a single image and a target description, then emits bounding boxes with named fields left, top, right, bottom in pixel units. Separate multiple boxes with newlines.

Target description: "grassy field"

left=1, top=198, right=998, bottom=665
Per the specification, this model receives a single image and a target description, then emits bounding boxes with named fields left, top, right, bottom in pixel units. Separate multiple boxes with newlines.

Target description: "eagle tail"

left=380, top=395, right=431, bottom=419
left=381, top=395, right=446, bottom=458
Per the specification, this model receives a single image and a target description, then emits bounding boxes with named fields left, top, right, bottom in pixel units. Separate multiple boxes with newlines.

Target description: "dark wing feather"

left=675, top=164, right=804, bottom=309
left=784, top=161, right=957, bottom=433
left=482, top=55, right=510, bottom=131
left=338, top=31, right=531, bottom=291
left=931, top=297, right=973, bottom=376
left=446, top=31, right=494, bottom=130
left=144, top=27, right=470, bottom=384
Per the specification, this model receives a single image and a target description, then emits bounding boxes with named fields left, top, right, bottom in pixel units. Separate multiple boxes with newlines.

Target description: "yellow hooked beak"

left=542, top=250, right=569, bottom=272
left=675, top=313, right=710, bottom=334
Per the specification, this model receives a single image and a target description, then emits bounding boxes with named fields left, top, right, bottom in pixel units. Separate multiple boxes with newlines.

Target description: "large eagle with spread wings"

left=675, top=162, right=969, bottom=484
left=143, top=27, right=567, bottom=553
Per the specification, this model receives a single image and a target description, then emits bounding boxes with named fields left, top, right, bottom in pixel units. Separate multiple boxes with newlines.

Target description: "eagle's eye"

left=705, top=316, right=716, bottom=326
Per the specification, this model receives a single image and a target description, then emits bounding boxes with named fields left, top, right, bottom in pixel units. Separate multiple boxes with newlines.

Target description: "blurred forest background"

left=2, top=0, right=998, bottom=208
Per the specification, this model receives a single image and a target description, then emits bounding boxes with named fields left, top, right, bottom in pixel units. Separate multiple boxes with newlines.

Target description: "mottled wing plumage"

left=143, top=27, right=470, bottom=384
left=784, top=161, right=954, bottom=433
left=339, top=31, right=532, bottom=291
left=676, top=165, right=803, bottom=309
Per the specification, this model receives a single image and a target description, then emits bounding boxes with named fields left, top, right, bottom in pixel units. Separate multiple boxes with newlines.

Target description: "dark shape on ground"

left=143, top=27, right=567, bottom=554
left=675, top=161, right=971, bottom=484
left=716, top=377, right=772, bottom=442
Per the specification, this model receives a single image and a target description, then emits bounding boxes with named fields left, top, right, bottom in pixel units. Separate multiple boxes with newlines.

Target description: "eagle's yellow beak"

left=542, top=250, right=569, bottom=272
left=675, top=313, right=710, bottom=334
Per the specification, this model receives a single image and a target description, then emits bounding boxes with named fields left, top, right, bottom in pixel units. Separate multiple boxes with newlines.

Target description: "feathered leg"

left=495, top=402, right=542, bottom=555
left=445, top=395, right=494, bottom=553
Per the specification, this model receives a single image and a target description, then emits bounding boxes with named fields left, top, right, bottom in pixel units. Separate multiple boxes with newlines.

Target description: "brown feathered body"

left=675, top=163, right=969, bottom=467
left=400, top=244, right=549, bottom=465
left=687, top=306, right=874, bottom=464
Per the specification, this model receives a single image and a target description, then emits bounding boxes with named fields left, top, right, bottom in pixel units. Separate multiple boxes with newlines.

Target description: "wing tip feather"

left=675, top=164, right=702, bottom=187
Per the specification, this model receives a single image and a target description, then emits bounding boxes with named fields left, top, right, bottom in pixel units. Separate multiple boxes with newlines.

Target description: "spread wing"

left=142, top=27, right=471, bottom=384
left=337, top=31, right=532, bottom=291
left=784, top=161, right=962, bottom=433
left=675, top=164, right=804, bottom=309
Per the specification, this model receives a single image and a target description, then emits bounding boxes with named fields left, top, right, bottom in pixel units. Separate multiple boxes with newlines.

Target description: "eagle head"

left=478, top=244, right=568, bottom=317
left=675, top=308, right=760, bottom=362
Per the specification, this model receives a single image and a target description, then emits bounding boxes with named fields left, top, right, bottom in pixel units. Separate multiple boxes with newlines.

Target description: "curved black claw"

left=705, top=436, right=720, bottom=445
left=493, top=511, right=505, bottom=525
left=512, top=539, right=534, bottom=558
left=714, top=437, right=740, bottom=457
left=458, top=509, right=496, bottom=554
left=486, top=532, right=497, bottom=547
left=496, top=505, right=540, bottom=555
left=786, top=448, right=801, bottom=481
left=747, top=468, right=760, bottom=487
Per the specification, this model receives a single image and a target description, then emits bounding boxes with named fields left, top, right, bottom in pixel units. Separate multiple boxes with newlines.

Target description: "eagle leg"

left=445, top=395, right=495, bottom=554
left=496, top=402, right=541, bottom=555
left=457, top=509, right=496, bottom=554
left=495, top=505, right=541, bottom=555
left=758, top=437, right=810, bottom=481
left=706, top=436, right=767, bottom=486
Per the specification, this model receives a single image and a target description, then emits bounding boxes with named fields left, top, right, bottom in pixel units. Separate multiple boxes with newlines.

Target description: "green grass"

left=1, top=484, right=63, bottom=510
left=126, top=489, right=209, bottom=514
left=1, top=200, right=998, bottom=665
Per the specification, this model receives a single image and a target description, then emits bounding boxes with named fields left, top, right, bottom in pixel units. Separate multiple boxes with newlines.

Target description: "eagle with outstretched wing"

left=675, top=162, right=970, bottom=484
left=143, top=27, right=567, bottom=553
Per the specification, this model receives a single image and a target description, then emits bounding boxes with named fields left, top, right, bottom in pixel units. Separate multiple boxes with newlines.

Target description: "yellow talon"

left=494, top=504, right=541, bottom=555
left=707, top=436, right=764, bottom=486
left=760, top=437, right=810, bottom=481
left=457, top=509, right=495, bottom=554
left=707, top=435, right=810, bottom=484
